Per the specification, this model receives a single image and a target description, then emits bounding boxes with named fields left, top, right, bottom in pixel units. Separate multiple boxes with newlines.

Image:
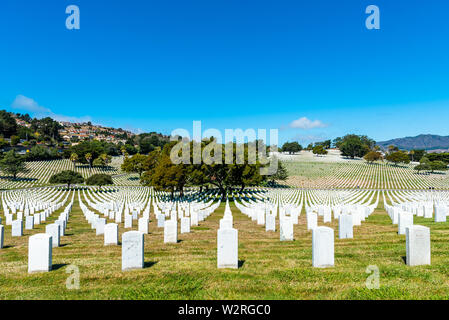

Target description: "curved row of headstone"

left=284, top=159, right=449, bottom=190
left=0, top=157, right=125, bottom=189
left=0, top=187, right=72, bottom=240
left=75, top=187, right=221, bottom=271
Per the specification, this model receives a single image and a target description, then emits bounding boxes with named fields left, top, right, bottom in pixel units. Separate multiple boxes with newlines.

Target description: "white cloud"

left=289, top=117, right=328, bottom=130
left=292, top=134, right=327, bottom=144
left=11, top=95, right=92, bottom=123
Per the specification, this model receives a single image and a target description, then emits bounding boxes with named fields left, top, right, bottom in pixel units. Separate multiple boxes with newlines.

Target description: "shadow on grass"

left=144, top=261, right=158, bottom=268
left=401, top=256, right=407, bottom=264
left=238, top=260, right=245, bottom=268
left=52, top=263, right=68, bottom=270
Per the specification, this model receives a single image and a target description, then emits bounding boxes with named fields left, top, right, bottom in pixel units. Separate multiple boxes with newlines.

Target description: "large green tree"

left=85, top=173, right=113, bottom=186
left=364, top=151, right=383, bottom=163
left=385, top=151, right=410, bottom=166
left=49, top=170, right=84, bottom=188
left=338, top=134, right=373, bottom=159
left=121, top=153, right=148, bottom=177
left=0, top=150, right=28, bottom=179
left=312, top=145, right=328, bottom=156
left=0, top=110, right=18, bottom=138
left=281, top=142, right=302, bottom=154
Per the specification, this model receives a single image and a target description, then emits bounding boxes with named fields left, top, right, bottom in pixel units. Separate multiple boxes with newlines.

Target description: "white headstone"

left=96, top=218, right=106, bottom=235
left=217, top=228, right=238, bottom=269
left=34, top=213, right=41, bottom=225
left=164, top=220, right=178, bottom=243
left=28, top=233, right=52, bottom=273
left=104, top=223, right=119, bottom=245
left=46, top=223, right=60, bottom=247
left=257, top=210, right=265, bottom=225
left=406, top=225, right=430, bottom=266
left=0, top=225, right=3, bottom=249
left=55, top=220, right=65, bottom=236
left=307, top=212, right=317, bottom=230
left=181, top=217, right=190, bottom=233
left=434, top=205, right=446, bottom=223
left=122, top=231, right=144, bottom=271
left=280, top=217, right=293, bottom=241
left=138, top=218, right=149, bottom=234
left=352, top=210, right=361, bottom=226
left=339, top=214, right=353, bottom=239
left=323, top=207, right=331, bottom=223
left=12, top=220, right=23, bottom=237
left=398, top=212, right=413, bottom=235
left=25, top=216, right=34, bottom=230
left=124, top=214, right=133, bottom=228
left=157, top=214, right=165, bottom=228
left=265, top=214, right=276, bottom=232
left=312, top=226, right=334, bottom=268
left=191, top=211, right=199, bottom=226
left=219, top=218, right=233, bottom=229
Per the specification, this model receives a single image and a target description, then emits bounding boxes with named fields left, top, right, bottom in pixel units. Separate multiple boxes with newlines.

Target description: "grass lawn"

left=1, top=192, right=449, bottom=299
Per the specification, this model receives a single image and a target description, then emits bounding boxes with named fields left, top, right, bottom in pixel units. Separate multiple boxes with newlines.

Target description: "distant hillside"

left=378, top=134, right=449, bottom=152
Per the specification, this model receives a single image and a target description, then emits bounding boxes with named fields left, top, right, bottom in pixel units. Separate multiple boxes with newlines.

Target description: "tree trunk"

left=219, top=186, right=226, bottom=201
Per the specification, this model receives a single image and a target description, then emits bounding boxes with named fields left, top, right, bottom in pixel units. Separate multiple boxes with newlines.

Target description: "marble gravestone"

left=115, top=212, right=122, bottom=223
left=312, top=226, right=334, bottom=268
left=25, top=216, right=34, bottom=230
left=217, top=227, right=238, bottom=269
left=28, top=233, right=52, bottom=273
left=181, top=217, right=190, bottom=233
left=12, top=220, right=23, bottom=237
left=46, top=223, right=60, bottom=247
left=138, top=217, right=149, bottom=234
left=406, top=225, right=430, bottom=266
left=323, top=207, right=331, bottom=223
left=96, top=218, right=106, bottom=236
left=124, top=214, right=133, bottom=228
left=122, top=231, right=144, bottom=271
left=219, top=217, right=233, bottom=229
left=157, top=214, right=165, bottom=228
left=104, top=223, right=119, bottom=245
left=164, top=220, right=178, bottom=243
left=398, top=212, right=413, bottom=235
left=307, top=212, right=317, bottom=230
left=352, top=211, right=361, bottom=226
left=257, top=210, right=265, bottom=225
left=434, top=205, right=446, bottom=223
left=32, top=213, right=40, bottom=225
left=0, top=225, right=3, bottom=249
left=265, top=213, right=275, bottom=232
left=338, top=214, right=353, bottom=239
left=280, top=217, right=293, bottom=241
left=190, top=211, right=199, bottom=226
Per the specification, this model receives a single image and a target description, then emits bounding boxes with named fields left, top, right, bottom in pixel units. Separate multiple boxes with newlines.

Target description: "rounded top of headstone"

left=123, top=230, right=144, bottom=237
left=410, top=225, right=430, bottom=232
left=315, top=226, right=333, bottom=232
left=30, top=233, right=52, bottom=240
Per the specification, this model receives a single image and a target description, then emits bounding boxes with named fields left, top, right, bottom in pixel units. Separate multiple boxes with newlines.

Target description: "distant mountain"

left=378, top=134, right=449, bottom=152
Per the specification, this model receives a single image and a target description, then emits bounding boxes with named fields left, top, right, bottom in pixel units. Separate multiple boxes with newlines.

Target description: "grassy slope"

left=1, top=193, right=449, bottom=299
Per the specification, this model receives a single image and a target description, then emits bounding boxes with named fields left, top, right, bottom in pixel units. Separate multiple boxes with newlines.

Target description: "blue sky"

left=1, top=0, right=449, bottom=145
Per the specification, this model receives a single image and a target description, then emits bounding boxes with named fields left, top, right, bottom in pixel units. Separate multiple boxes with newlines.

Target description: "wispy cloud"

left=292, top=133, right=328, bottom=144
left=288, top=117, right=328, bottom=130
left=11, top=95, right=92, bottom=123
